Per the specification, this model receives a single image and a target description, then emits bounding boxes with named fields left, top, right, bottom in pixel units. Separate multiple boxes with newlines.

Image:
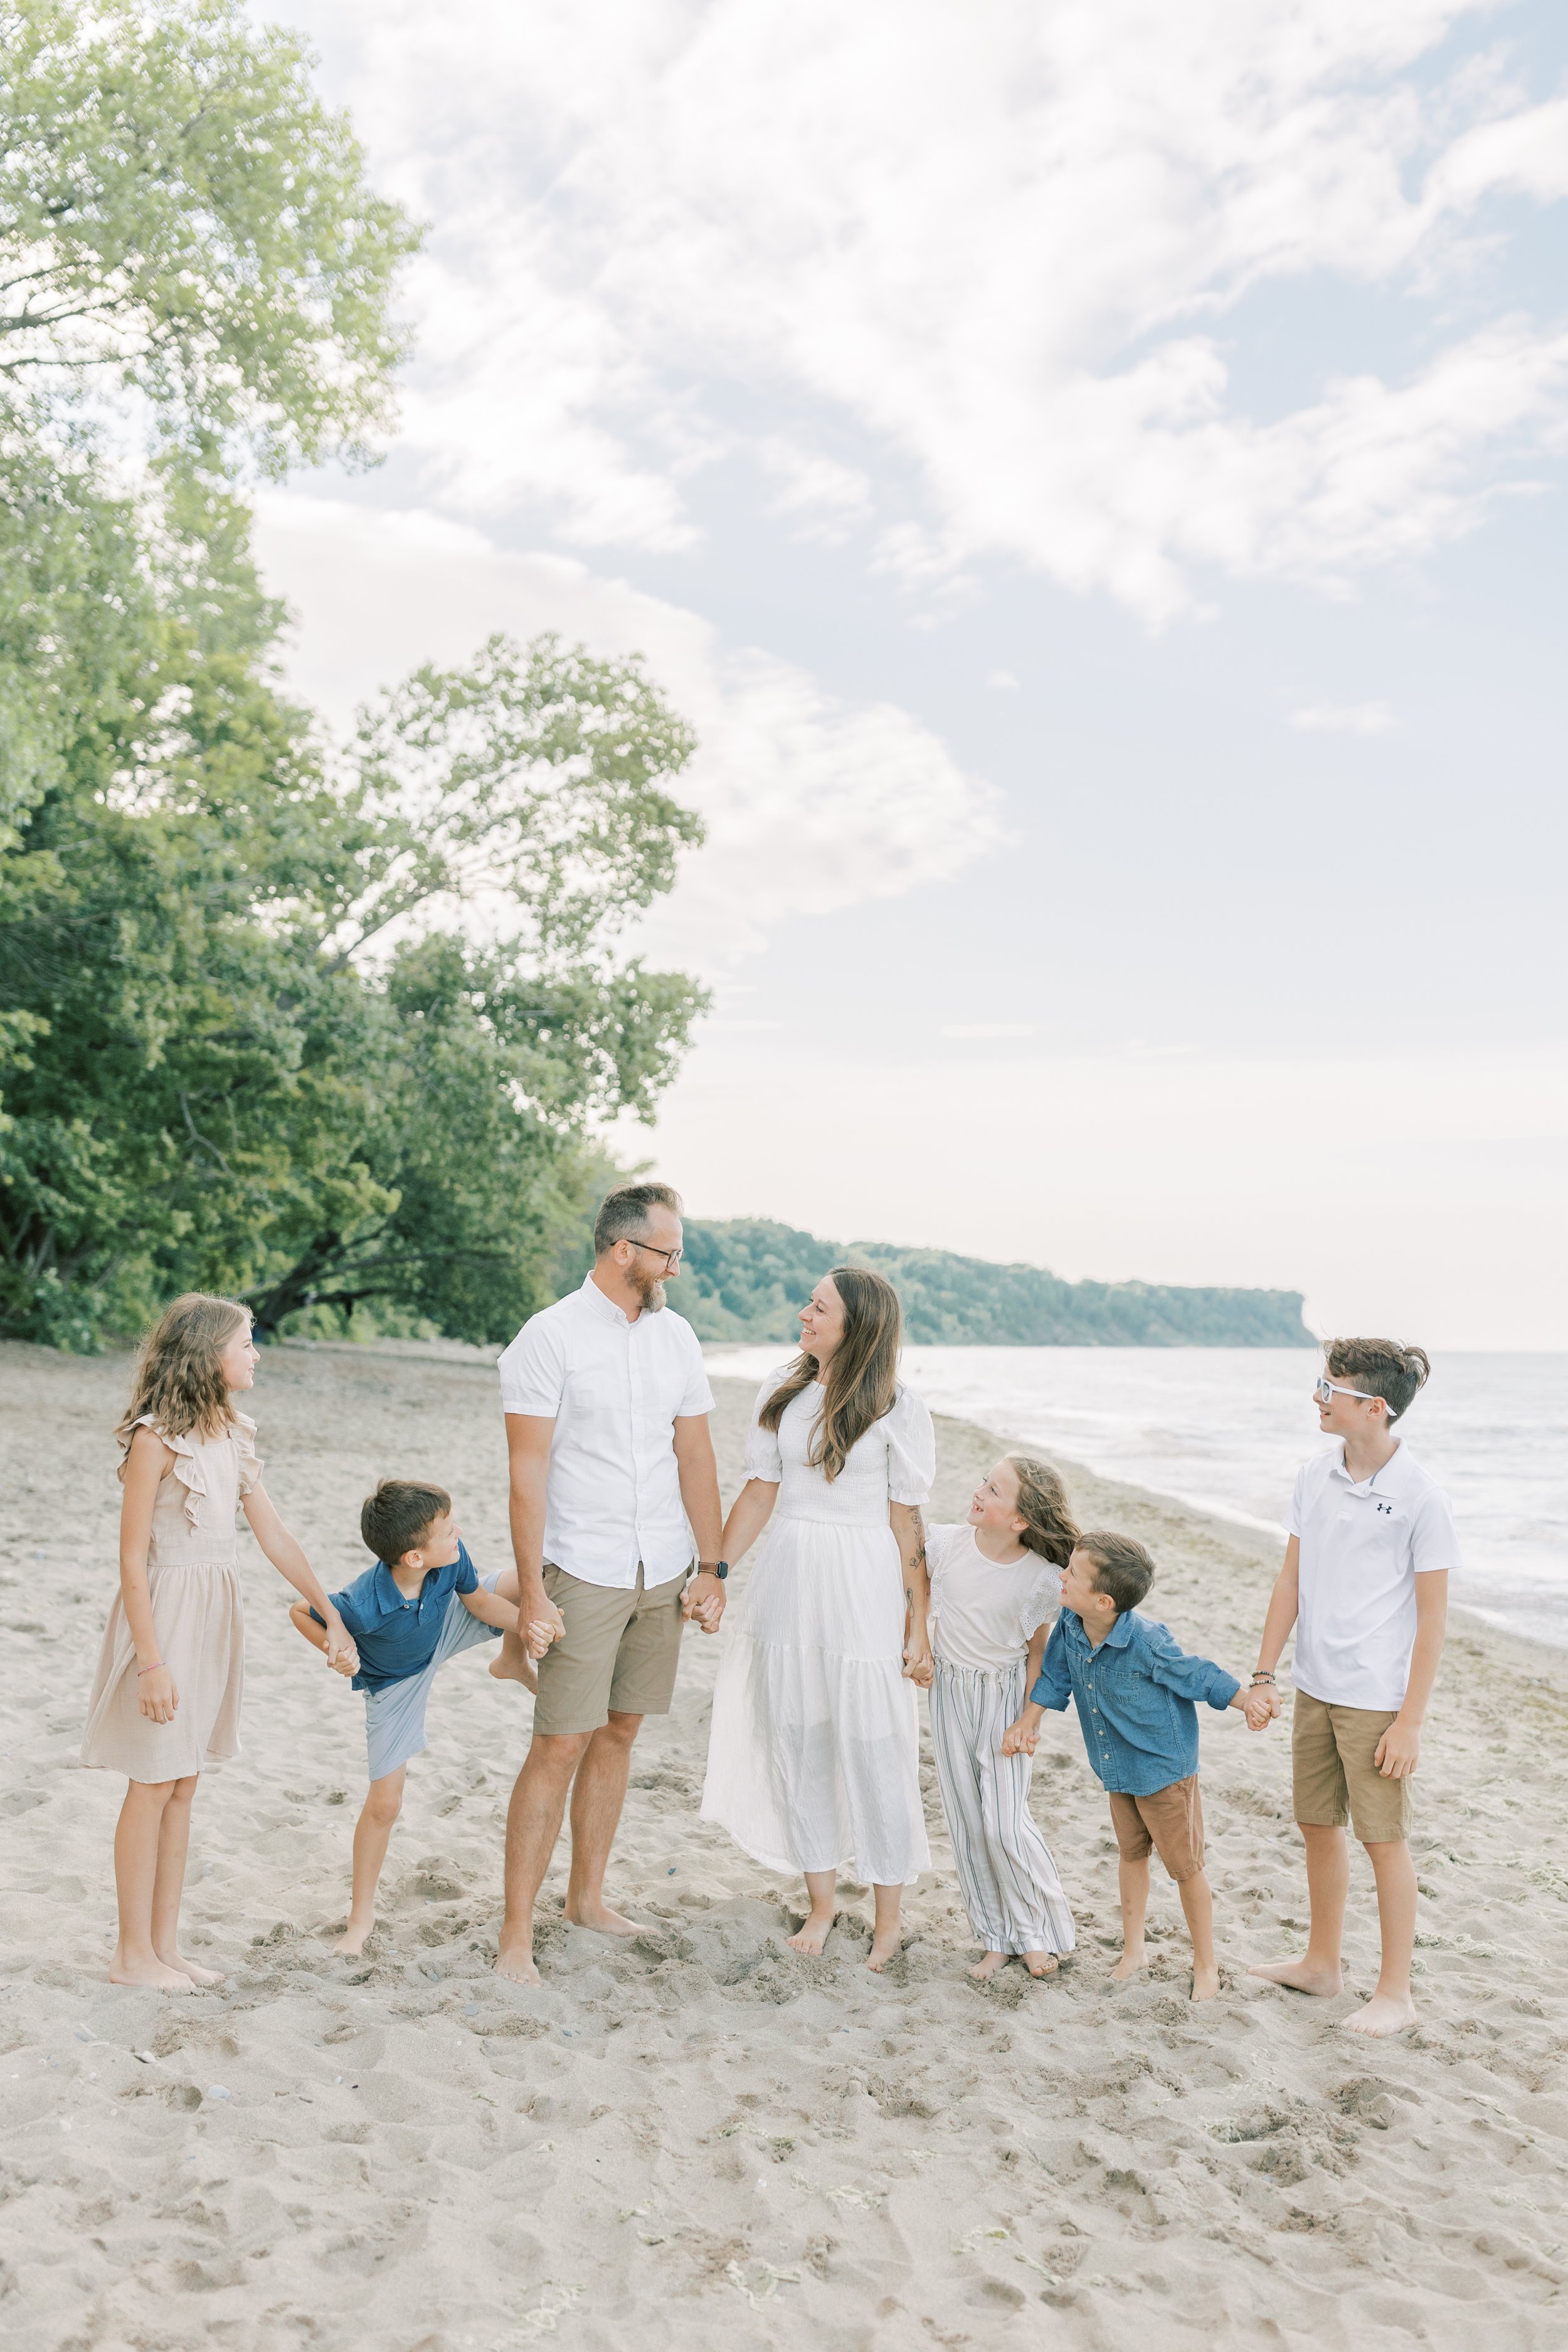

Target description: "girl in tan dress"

left=82, top=1294, right=358, bottom=1990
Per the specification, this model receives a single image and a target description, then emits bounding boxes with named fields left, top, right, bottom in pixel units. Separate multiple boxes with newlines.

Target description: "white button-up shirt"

left=1290, top=1439, right=1461, bottom=1710
left=496, top=1275, right=716, bottom=1589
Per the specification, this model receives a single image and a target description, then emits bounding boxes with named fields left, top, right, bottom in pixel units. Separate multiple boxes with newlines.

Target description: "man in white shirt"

left=1247, top=1338, right=1459, bottom=2037
left=492, top=1182, right=726, bottom=1984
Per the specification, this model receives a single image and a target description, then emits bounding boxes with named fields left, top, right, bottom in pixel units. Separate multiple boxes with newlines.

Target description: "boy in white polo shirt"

left=1248, top=1339, right=1459, bottom=2037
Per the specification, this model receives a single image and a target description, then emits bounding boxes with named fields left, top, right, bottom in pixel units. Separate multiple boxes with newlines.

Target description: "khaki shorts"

left=1107, top=1776, right=1205, bottom=1884
left=532, top=1561, right=691, bottom=1737
left=1292, top=1690, right=1413, bottom=1845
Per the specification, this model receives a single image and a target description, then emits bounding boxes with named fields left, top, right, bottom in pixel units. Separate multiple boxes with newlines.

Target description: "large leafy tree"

left=0, top=9, right=707, bottom=1348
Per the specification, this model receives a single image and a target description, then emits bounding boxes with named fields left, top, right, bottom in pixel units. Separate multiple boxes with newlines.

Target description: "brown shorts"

left=531, top=1561, right=691, bottom=1737
left=1292, top=1691, right=1413, bottom=1845
left=1108, top=1776, right=1205, bottom=1884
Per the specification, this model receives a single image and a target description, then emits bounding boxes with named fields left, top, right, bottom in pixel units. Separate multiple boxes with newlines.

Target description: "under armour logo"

left=1372, top=1500, right=1395, bottom=1515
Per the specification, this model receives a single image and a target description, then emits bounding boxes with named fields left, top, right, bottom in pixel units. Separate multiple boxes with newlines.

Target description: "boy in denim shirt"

left=1005, top=1532, right=1266, bottom=2001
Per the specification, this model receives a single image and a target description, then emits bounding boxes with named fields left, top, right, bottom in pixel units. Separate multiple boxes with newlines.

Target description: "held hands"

left=137, top=1664, right=178, bottom=1724
left=524, top=1600, right=566, bottom=1661
left=681, top=1572, right=728, bottom=1635
left=1374, top=1715, right=1421, bottom=1779
left=322, top=1616, right=359, bottom=1678
left=1239, top=1673, right=1283, bottom=1732
left=903, top=1634, right=933, bottom=1687
left=1000, top=1713, right=1039, bottom=1758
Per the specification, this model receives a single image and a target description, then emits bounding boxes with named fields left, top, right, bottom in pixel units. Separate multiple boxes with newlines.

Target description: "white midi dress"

left=80, top=1415, right=257, bottom=1782
left=699, top=1372, right=935, bottom=1887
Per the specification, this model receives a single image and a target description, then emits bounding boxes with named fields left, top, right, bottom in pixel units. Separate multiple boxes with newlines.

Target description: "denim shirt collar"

left=1064, top=1606, right=1135, bottom=1656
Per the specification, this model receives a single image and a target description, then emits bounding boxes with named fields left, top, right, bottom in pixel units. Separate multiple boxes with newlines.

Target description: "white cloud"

left=756, top=438, right=875, bottom=543
left=1289, top=701, right=1394, bottom=733
left=985, top=670, right=1020, bottom=691
left=940, top=1023, right=1035, bottom=1039
left=277, top=0, right=1568, bottom=620
left=251, top=494, right=1000, bottom=966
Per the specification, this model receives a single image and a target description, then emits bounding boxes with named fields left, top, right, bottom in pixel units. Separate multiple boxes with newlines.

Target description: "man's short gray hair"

left=593, top=1182, right=684, bottom=1257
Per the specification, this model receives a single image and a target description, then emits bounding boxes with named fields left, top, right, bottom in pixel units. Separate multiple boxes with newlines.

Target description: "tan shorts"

left=1292, top=1690, right=1412, bottom=1845
left=532, top=1561, right=691, bottom=1737
left=1107, top=1776, right=1205, bottom=1883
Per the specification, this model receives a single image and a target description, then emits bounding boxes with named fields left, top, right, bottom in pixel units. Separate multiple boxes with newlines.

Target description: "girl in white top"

left=926, top=1454, right=1078, bottom=1979
left=699, top=1267, right=935, bottom=1971
left=82, top=1294, right=356, bottom=1991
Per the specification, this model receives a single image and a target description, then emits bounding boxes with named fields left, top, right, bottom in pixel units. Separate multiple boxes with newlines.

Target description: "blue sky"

left=255, top=1, right=1568, bottom=1345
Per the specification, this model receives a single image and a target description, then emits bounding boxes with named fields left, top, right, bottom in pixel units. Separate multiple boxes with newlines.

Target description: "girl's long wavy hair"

left=1005, top=1454, right=1081, bottom=1567
left=759, top=1266, right=903, bottom=1481
left=115, top=1293, right=251, bottom=1465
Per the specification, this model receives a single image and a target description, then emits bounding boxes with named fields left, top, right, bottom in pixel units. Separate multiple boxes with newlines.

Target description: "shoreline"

left=4, top=1337, right=1567, bottom=2347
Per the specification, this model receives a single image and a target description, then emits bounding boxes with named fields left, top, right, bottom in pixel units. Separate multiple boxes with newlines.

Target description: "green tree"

left=1, top=0, right=418, bottom=472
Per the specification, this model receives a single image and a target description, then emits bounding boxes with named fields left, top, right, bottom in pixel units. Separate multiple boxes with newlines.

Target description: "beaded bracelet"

left=137, top=1661, right=165, bottom=1676
left=1249, top=1670, right=1277, bottom=1684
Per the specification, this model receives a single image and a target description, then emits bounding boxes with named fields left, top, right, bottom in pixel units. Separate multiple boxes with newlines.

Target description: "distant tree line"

left=678, top=1221, right=1313, bottom=1348
left=0, top=1, right=705, bottom=1350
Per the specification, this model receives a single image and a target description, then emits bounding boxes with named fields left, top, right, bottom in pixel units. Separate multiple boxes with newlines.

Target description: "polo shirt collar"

left=1329, top=1436, right=1411, bottom=1496
left=580, top=1271, right=634, bottom=1328
left=368, top=1562, right=412, bottom=1618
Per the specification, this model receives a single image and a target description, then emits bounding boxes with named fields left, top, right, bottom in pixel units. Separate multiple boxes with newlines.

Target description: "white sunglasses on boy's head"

left=1314, top=1376, right=1389, bottom=1411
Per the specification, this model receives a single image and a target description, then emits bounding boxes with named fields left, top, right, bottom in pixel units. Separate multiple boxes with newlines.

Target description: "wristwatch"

left=698, top=1560, right=729, bottom=1581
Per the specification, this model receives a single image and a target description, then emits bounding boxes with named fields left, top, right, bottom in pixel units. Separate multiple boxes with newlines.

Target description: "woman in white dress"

left=699, top=1266, right=935, bottom=1970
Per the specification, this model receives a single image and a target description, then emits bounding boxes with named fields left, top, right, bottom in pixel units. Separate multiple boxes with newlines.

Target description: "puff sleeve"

left=743, top=1369, right=792, bottom=1481
left=884, top=1384, right=935, bottom=1507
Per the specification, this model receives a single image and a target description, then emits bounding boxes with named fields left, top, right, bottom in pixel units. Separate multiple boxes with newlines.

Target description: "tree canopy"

left=0, top=5, right=708, bottom=1350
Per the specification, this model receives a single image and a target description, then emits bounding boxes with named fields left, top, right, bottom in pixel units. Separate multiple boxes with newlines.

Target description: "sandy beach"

left=4, top=1334, right=1568, bottom=2350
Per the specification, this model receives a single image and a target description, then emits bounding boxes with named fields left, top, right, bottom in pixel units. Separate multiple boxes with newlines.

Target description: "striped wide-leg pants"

left=929, top=1656, right=1076, bottom=1956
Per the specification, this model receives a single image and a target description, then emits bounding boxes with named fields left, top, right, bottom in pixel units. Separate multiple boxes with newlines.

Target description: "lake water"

left=702, top=1345, right=1568, bottom=1650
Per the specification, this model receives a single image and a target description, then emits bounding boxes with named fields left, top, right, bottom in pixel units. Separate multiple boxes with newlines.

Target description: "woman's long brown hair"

left=759, top=1266, right=904, bottom=1480
left=115, top=1292, right=250, bottom=1464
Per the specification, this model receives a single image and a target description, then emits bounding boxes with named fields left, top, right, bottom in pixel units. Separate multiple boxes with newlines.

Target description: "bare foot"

left=563, top=1899, right=649, bottom=1938
left=866, top=1927, right=902, bottom=1973
left=1191, top=1964, right=1221, bottom=2001
left=109, top=1952, right=193, bottom=1992
left=1341, top=1990, right=1416, bottom=2037
left=785, top=1910, right=835, bottom=1957
left=332, top=1921, right=373, bottom=1957
left=1249, top=1956, right=1344, bottom=1996
left=489, top=1648, right=538, bottom=1693
left=494, top=1936, right=541, bottom=1985
left=969, top=1949, right=1008, bottom=1980
left=159, top=1950, right=225, bottom=1986
left=1023, top=1951, right=1059, bottom=1978
left=1111, top=1951, right=1147, bottom=1981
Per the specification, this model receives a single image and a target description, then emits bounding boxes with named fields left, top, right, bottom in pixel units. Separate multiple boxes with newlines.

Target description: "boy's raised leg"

left=1113, top=1855, right=1150, bottom=1979
left=1249, top=1821, right=1348, bottom=1994
left=1343, top=1838, right=1418, bottom=2036
left=1177, top=1868, right=1219, bottom=2001
left=336, top=1766, right=405, bottom=1956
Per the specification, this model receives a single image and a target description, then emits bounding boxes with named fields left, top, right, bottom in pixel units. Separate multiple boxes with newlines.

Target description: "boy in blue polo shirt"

left=291, top=1478, right=549, bottom=1954
left=1004, top=1532, right=1266, bottom=2000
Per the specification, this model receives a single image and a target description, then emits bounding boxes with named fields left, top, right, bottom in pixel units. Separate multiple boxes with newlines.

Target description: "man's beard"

left=632, top=1266, right=666, bottom=1313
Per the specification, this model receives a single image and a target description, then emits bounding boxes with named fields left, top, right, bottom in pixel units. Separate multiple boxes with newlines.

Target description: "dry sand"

left=3, top=1334, right=1568, bottom=2349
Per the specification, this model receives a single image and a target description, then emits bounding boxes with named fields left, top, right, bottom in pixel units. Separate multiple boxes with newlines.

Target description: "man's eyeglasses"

left=627, top=1239, right=682, bottom=1272
left=1314, top=1377, right=1387, bottom=1410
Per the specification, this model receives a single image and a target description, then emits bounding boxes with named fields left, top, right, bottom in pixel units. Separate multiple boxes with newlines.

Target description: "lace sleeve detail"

left=1021, top=1563, right=1062, bottom=1639
left=232, top=1411, right=264, bottom=1498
